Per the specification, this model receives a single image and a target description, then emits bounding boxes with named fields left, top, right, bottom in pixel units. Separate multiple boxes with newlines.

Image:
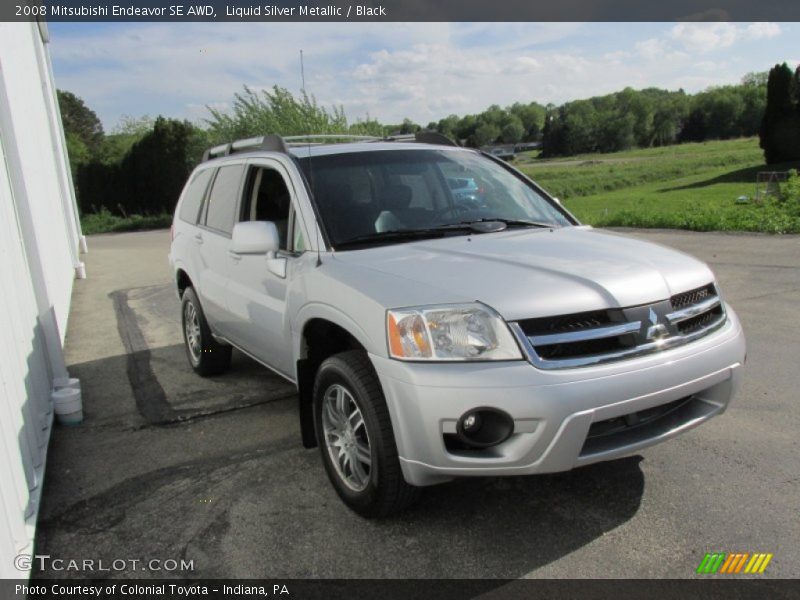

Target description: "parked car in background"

left=169, top=133, right=746, bottom=517
left=446, top=176, right=487, bottom=209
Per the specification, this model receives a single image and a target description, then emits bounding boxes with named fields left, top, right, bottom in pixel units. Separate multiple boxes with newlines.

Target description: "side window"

left=204, top=164, right=244, bottom=235
left=179, top=168, right=213, bottom=224
left=241, top=166, right=292, bottom=250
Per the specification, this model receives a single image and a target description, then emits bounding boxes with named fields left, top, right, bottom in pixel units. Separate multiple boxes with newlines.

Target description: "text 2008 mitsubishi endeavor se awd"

left=169, top=133, right=746, bottom=517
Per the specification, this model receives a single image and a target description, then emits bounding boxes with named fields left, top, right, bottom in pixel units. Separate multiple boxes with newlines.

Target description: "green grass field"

left=518, top=138, right=800, bottom=233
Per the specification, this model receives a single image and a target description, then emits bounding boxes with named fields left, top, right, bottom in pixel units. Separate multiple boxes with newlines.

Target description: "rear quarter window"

left=179, top=168, right=214, bottom=224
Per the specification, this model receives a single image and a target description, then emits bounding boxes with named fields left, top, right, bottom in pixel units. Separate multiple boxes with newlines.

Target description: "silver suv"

left=169, top=133, right=746, bottom=517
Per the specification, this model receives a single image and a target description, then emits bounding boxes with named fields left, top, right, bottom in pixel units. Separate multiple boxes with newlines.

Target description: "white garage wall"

left=0, top=21, right=84, bottom=579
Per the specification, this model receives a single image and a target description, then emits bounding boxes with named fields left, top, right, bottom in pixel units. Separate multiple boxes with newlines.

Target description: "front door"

left=225, top=161, right=305, bottom=377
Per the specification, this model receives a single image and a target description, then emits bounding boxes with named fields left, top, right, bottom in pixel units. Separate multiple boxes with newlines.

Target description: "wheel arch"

left=295, top=311, right=379, bottom=449
left=175, top=267, right=193, bottom=297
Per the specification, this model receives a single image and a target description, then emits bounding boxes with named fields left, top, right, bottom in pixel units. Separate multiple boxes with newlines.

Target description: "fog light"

left=456, top=408, right=514, bottom=448
left=463, top=413, right=481, bottom=432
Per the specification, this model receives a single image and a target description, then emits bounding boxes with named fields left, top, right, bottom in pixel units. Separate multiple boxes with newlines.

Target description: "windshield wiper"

left=335, top=227, right=473, bottom=248
left=335, top=219, right=555, bottom=249
left=444, top=218, right=556, bottom=230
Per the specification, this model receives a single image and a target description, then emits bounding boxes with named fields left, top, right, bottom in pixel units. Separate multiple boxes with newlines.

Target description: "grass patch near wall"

left=520, top=138, right=800, bottom=233
left=81, top=209, right=172, bottom=235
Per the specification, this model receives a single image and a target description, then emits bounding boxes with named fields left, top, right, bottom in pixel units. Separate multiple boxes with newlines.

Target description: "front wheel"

left=313, top=350, right=420, bottom=517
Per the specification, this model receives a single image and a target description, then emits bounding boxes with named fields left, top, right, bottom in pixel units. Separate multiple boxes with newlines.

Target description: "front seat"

left=380, top=184, right=428, bottom=228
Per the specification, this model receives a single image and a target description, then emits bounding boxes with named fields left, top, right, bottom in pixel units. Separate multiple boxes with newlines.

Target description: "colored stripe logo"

left=697, top=552, right=773, bottom=574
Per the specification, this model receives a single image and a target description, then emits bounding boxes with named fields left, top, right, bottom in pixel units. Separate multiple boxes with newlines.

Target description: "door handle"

left=228, top=250, right=242, bottom=262
left=193, top=232, right=203, bottom=245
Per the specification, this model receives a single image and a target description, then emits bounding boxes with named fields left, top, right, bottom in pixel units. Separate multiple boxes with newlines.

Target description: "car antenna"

left=301, top=49, right=323, bottom=267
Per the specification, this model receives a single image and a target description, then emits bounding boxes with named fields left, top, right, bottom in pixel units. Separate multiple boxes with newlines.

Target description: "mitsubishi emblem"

left=646, top=307, right=669, bottom=341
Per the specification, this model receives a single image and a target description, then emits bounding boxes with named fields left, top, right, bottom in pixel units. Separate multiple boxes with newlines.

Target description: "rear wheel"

left=181, top=287, right=232, bottom=376
left=313, top=350, right=420, bottom=517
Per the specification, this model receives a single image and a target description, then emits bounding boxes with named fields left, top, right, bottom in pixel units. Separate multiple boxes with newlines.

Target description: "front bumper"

left=370, top=305, right=746, bottom=486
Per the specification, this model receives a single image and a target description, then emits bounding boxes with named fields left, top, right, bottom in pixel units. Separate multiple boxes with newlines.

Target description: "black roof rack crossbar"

left=413, top=131, right=459, bottom=147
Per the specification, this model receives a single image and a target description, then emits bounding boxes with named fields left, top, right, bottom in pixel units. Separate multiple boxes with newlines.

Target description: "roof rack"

left=201, top=131, right=459, bottom=162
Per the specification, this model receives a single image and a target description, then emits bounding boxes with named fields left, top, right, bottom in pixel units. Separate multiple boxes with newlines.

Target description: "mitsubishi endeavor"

left=169, top=133, right=746, bottom=517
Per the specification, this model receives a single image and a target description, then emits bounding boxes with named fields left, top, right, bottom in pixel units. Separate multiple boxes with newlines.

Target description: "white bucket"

left=53, top=377, right=81, bottom=391
left=52, top=387, right=83, bottom=425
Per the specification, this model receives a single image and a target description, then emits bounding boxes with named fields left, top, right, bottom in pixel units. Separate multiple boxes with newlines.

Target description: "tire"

left=181, top=287, right=232, bottom=377
left=313, top=350, right=420, bottom=517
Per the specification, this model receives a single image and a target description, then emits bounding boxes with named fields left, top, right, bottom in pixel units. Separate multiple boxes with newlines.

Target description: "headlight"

left=386, top=303, right=522, bottom=361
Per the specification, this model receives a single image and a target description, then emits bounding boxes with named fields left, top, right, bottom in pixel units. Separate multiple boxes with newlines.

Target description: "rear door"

left=225, top=159, right=309, bottom=377
left=171, top=166, right=214, bottom=281
left=195, top=162, right=245, bottom=336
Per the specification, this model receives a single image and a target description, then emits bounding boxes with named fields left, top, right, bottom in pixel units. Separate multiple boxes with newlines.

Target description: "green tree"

left=119, top=117, right=197, bottom=214
left=206, top=86, right=350, bottom=144
left=77, top=117, right=200, bottom=216
left=500, top=116, right=525, bottom=143
left=57, top=90, right=104, bottom=153
left=760, top=63, right=800, bottom=164
left=508, top=102, right=545, bottom=140
left=473, top=123, right=500, bottom=147
left=742, top=71, right=769, bottom=87
left=57, top=90, right=105, bottom=183
left=63, top=130, right=92, bottom=182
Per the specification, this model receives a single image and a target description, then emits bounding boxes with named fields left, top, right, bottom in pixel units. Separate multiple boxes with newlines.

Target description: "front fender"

left=292, top=301, right=384, bottom=366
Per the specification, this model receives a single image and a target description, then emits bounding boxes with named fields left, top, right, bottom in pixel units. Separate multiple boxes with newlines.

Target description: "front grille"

left=510, top=282, right=726, bottom=370
left=676, top=303, right=724, bottom=335
left=670, top=283, right=715, bottom=310
left=580, top=395, right=721, bottom=459
left=520, top=309, right=613, bottom=334
left=536, top=334, right=635, bottom=360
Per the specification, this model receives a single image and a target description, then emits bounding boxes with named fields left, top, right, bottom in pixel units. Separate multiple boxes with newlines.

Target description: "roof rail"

left=284, top=134, right=381, bottom=144
left=201, top=131, right=459, bottom=161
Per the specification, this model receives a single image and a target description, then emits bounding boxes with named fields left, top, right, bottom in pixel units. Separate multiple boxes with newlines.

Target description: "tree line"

left=59, top=67, right=794, bottom=217
left=59, top=90, right=206, bottom=217
left=539, top=79, right=767, bottom=157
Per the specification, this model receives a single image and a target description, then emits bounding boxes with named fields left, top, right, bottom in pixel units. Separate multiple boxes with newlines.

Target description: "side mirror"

left=231, top=221, right=279, bottom=255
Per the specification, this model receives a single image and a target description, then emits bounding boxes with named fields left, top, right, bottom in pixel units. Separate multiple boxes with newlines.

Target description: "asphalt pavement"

left=33, top=228, right=800, bottom=579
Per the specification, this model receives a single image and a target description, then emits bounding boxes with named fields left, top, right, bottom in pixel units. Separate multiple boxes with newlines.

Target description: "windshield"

left=298, top=149, right=574, bottom=248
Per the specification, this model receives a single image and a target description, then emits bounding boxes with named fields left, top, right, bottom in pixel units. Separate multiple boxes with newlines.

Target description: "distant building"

left=0, top=21, right=85, bottom=579
left=514, top=142, right=542, bottom=152
left=481, top=142, right=542, bottom=161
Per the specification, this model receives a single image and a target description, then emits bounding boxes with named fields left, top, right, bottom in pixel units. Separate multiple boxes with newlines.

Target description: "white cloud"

left=668, top=22, right=782, bottom=54
left=48, top=22, right=790, bottom=130
left=635, top=38, right=668, bottom=60
left=745, top=22, right=781, bottom=40
left=669, top=22, right=739, bottom=53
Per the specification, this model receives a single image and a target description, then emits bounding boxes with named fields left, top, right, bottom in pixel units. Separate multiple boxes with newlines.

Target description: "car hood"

left=331, top=227, right=715, bottom=320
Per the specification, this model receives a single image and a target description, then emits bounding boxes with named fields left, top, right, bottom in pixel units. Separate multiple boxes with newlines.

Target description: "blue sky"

left=48, top=22, right=799, bottom=131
